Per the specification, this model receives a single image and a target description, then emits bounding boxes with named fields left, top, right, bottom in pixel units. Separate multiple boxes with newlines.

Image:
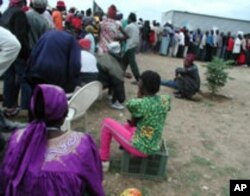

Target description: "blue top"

left=26, top=30, right=81, bottom=93
left=206, top=34, right=213, bottom=46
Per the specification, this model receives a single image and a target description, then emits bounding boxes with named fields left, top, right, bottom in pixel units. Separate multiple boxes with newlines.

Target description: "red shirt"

left=227, top=37, right=234, bottom=51
left=52, top=10, right=63, bottom=30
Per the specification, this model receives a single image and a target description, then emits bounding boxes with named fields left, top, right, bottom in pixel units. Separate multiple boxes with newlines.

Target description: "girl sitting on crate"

left=99, top=70, right=171, bottom=172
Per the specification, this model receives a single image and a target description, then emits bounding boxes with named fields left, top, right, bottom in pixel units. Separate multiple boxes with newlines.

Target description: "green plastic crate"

left=120, top=140, right=168, bottom=180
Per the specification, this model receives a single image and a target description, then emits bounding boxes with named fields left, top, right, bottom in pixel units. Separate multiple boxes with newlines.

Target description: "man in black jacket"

left=0, top=0, right=31, bottom=116
left=161, top=53, right=200, bottom=99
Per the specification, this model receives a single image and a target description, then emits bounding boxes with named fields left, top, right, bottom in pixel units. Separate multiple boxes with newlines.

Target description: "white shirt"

left=0, top=27, right=21, bottom=76
left=125, top=22, right=140, bottom=51
left=213, top=34, right=218, bottom=47
left=241, top=38, right=246, bottom=51
left=42, top=10, right=55, bottom=29
left=179, top=32, right=185, bottom=46
left=200, top=34, right=207, bottom=49
left=80, top=50, right=98, bottom=73
left=233, top=38, right=242, bottom=54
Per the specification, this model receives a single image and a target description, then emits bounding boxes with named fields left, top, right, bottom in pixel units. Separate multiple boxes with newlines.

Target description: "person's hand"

left=118, top=26, right=123, bottom=31
left=124, top=72, right=132, bottom=79
left=128, top=117, right=141, bottom=126
left=127, top=119, right=134, bottom=126
left=176, top=74, right=181, bottom=78
left=137, top=90, right=143, bottom=98
left=127, top=117, right=139, bottom=126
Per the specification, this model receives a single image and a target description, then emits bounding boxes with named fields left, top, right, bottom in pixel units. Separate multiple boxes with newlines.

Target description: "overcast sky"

left=1, top=0, right=250, bottom=23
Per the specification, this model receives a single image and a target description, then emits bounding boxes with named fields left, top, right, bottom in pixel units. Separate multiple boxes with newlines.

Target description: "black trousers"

left=122, top=47, right=140, bottom=81
left=177, top=45, right=184, bottom=58
left=97, top=64, right=125, bottom=103
left=79, top=73, right=99, bottom=85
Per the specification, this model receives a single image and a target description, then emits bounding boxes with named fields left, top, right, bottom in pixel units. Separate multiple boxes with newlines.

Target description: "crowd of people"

left=0, top=0, right=173, bottom=195
left=145, top=22, right=250, bottom=66
left=0, top=0, right=248, bottom=194
left=0, top=0, right=145, bottom=113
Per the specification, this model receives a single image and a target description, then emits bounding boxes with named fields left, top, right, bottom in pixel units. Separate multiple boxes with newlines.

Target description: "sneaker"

left=102, top=161, right=110, bottom=172
left=3, top=107, right=21, bottom=118
left=111, top=101, right=125, bottom=110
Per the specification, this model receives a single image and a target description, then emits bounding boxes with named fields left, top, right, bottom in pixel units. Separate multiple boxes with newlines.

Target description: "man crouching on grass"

left=161, top=53, right=200, bottom=99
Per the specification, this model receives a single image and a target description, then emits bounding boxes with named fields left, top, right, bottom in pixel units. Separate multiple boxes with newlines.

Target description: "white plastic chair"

left=61, top=81, right=103, bottom=131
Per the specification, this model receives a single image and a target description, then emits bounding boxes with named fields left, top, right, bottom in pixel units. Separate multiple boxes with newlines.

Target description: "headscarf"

left=94, top=16, right=100, bottom=23
left=107, top=4, right=117, bottom=19
left=0, top=84, right=68, bottom=195
left=9, top=0, right=22, bottom=6
left=56, top=0, right=65, bottom=10
left=79, top=38, right=91, bottom=51
left=32, top=0, right=47, bottom=8
left=85, top=25, right=94, bottom=33
left=26, top=30, right=81, bottom=93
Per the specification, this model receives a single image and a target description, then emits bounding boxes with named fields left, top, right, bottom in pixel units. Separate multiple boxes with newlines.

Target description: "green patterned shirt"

left=126, top=95, right=171, bottom=154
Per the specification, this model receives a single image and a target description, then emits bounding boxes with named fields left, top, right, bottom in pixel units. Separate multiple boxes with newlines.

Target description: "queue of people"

left=148, top=24, right=250, bottom=66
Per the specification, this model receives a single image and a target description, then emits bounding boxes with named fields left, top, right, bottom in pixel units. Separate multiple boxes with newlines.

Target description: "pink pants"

left=99, top=118, right=147, bottom=161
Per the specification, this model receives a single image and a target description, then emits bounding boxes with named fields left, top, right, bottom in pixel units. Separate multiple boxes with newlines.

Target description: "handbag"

left=107, top=41, right=121, bottom=54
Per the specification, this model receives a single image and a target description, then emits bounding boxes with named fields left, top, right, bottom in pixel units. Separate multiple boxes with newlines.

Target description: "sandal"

left=3, top=107, right=21, bottom=118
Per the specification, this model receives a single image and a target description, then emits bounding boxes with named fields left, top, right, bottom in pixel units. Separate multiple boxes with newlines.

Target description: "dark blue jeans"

left=142, top=40, right=149, bottom=53
left=161, top=80, right=177, bottom=89
left=3, top=59, right=31, bottom=109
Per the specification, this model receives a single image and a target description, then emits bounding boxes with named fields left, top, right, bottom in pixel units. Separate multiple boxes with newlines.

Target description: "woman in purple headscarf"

left=0, top=84, right=105, bottom=196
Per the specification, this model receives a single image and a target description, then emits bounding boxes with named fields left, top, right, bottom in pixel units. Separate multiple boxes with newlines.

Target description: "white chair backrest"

left=68, top=81, right=102, bottom=120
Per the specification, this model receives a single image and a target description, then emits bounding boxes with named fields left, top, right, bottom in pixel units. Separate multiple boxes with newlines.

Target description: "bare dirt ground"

left=78, top=53, right=250, bottom=196
left=4, top=53, right=250, bottom=196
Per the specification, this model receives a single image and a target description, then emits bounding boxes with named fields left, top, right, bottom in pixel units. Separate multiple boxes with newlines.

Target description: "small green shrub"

left=204, top=57, right=233, bottom=95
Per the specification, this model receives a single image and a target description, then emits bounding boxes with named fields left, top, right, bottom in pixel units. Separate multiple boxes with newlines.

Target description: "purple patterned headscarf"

left=1, top=84, right=68, bottom=195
